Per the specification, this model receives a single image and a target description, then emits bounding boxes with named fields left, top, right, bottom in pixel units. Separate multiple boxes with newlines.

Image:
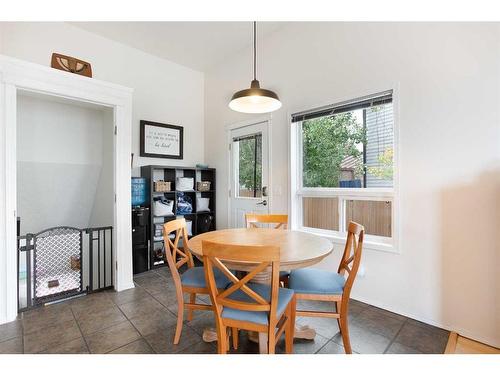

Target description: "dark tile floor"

left=0, top=269, right=450, bottom=354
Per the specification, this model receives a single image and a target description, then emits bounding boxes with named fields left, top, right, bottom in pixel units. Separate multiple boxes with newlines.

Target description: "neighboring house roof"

left=340, top=155, right=361, bottom=170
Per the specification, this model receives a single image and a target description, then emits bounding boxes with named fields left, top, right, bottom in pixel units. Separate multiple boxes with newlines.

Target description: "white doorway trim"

left=225, top=116, right=273, bottom=228
left=0, top=55, right=134, bottom=324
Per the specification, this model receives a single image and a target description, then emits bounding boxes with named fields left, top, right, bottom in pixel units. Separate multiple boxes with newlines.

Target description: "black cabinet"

left=132, top=207, right=149, bottom=274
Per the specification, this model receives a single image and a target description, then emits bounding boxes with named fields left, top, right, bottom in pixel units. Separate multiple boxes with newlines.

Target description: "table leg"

left=203, top=324, right=316, bottom=343
left=258, top=333, right=268, bottom=354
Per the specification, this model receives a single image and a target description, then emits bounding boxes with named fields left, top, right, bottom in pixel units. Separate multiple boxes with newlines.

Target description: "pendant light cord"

left=253, top=21, right=256, bottom=80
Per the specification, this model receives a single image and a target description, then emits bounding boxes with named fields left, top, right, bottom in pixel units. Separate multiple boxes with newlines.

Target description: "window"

left=233, top=133, right=262, bottom=198
left=291, top=90, right=397, bottom=250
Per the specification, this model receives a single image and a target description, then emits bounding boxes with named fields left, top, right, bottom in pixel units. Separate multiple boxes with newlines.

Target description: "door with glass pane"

left=229, top=122, right=269, bottom=228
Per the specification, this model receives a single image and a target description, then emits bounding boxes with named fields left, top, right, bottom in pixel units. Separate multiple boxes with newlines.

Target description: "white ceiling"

left=71, top=22, right=288, bottom=72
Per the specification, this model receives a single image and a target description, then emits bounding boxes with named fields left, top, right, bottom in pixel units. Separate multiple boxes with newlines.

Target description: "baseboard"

left=449, top=329, right=500, bottom=350
left=0, top=303, right=21, bottom=324
left=445, top=332, right=458, bottom=354
left=115, top=282, right=135, bottom=292
left=350, top=294, right=500, bottom=349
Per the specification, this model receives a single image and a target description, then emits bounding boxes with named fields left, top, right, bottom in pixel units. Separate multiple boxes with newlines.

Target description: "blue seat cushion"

left=289, top=268, right=345, bottom=295
left=221, top=283, right=294, bottom=325
left=181, top=267, right=230, bottom=289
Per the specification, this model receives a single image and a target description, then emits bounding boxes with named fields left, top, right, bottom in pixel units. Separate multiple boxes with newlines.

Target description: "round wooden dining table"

left=188, top=227, right=334, bottom=352
left=189, top=227, right=333, bottom=273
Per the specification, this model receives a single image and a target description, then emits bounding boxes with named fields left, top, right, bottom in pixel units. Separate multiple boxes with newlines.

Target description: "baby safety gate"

left=17, top=226, right=113, bottom=311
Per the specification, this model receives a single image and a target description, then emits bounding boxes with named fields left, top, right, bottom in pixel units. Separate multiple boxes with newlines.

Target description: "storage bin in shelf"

left=154, top=233, right=176, bottom=241
left=154, top=180, right=172, bottom=192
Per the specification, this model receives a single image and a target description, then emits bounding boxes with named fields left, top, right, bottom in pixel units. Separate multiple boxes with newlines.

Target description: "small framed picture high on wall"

left=140, top=120, right=183, bottom=159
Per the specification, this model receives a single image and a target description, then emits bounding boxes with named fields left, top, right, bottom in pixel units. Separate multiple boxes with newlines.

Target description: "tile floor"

left=0, top=268, right=450, bottom=354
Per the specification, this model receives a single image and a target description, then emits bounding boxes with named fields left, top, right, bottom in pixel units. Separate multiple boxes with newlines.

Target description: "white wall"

left=89, top=108, right=114, bottom=228
left=0, top=22, right=205, bottom=174
left=17, top=94, right=113, bottom=233
left=205, top=23, right=500, bottom=346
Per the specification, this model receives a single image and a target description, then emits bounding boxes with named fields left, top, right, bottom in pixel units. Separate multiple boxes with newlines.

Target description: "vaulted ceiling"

left=71, top=22, right=288, bottom=72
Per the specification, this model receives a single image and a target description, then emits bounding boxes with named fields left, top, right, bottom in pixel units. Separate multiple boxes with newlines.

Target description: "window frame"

left=289, top=87, right=400, bottom=253
left=232, top=132, right=263, bottom=199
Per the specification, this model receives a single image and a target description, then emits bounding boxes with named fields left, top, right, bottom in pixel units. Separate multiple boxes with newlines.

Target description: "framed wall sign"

left=140, top=120, right=183, bottom=159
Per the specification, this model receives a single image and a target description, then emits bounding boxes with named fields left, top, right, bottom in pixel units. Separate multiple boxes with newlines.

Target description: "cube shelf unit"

left=140, top=165, right=216, bottom=269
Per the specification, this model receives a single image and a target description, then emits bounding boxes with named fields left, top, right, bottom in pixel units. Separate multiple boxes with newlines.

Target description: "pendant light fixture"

left=229, top=22, right=282, bottom=114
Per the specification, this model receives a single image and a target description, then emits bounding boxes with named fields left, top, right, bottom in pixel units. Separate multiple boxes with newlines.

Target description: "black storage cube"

left=132, top=226, right=148, bottom=246
left=132, top=207, right=150, bottom=274
left=132, top=246, right=149, bottom=274
left=197, top=214, right=214, bottom=234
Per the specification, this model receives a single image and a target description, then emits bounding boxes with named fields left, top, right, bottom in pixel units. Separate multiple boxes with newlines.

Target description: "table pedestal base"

left=202, top=327, right=218, bottom=343
left=202, top=324, right=316, bottom=353
left=247, top=325, right=316, bottom=342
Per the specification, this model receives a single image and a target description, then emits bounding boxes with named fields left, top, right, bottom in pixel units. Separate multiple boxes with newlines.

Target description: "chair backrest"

left=337, top=221, right=364, bottom=298
left=202, top=240, right=281, bottom=328
left=245, top=213, right=288, bottom=229
left=163, top=219, right=194, bottom=286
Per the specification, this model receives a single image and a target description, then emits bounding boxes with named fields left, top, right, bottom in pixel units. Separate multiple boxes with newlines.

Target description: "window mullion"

left=298, top=122, right=304, bottom=190
left=253, top=135, right=257, bottom=198
left=339, top=197, right=345, bottom=234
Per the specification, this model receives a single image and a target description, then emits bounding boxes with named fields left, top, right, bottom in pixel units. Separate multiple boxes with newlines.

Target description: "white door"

left=229, top=121, right=269, bottom=228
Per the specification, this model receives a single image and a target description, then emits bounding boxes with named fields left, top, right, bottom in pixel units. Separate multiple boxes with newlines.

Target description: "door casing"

left=0, top=55, right=134, bottom=324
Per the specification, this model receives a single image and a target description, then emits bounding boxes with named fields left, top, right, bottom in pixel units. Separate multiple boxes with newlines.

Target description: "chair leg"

left=285, top=299, right=296, bottom=354
left=187, top=293, right=196, bottom=321
left=336, top=301, right=342, bottom=333
left=173, top=301, right=184, bottom=345
left=231, top=327, right=239, bottom=350
left=267, top=326, right=276, bottom=354
left=290, top=295, right=297, bottom=336
left=216, top=323, right=228, bottom=354
left=338, top=313, right=352, bottom=354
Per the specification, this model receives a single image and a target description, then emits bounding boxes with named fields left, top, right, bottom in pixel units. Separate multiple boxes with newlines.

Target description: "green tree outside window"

left=302, top=112, right=366, bottom=187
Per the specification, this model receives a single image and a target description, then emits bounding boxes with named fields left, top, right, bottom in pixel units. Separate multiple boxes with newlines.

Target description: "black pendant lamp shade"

left=229, top=22, right=281, bottom=114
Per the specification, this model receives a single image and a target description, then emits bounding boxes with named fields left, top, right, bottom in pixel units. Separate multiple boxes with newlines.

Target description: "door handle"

left=256, top=200, right=267, bottom=206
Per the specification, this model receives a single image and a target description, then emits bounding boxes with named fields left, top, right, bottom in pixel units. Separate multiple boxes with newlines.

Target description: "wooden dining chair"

left=245, top=213, right=288, bottom=229
left=245, top=213, right=291, bottom=286
left=288, top=221, right=364, bottom=354
left=163, top=218, right=234, bottom=345
left=202, top=240, right=295, bottom=354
